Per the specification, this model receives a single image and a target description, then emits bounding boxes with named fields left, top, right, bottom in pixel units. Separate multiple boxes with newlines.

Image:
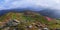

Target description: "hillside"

left=0, top=11, right=48, bottom=23
left=0, top=11, right=60, bottom=30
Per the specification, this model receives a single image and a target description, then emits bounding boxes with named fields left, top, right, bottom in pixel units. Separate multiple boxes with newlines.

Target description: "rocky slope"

left=0, top=11, right=60, bottom=30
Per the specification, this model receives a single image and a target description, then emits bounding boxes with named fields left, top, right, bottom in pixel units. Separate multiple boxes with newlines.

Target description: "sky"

left=0, top=0, right=60, bottom=11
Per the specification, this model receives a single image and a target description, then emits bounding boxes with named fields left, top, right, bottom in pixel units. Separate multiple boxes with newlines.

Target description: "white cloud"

left=0, top=0, right=60, bottom=10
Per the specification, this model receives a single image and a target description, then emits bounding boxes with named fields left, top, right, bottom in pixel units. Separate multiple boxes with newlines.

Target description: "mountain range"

left=0, top=9, right=60, bottom=19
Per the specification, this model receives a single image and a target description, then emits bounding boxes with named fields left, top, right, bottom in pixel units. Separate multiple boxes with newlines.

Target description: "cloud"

left=0, top=0, right=60, bottom=10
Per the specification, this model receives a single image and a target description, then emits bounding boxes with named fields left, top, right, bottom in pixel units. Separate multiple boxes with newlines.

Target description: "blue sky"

left=0, top=0, right=60, bottom=11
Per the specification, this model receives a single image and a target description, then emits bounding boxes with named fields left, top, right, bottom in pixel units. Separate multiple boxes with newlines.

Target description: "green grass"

left=0, top=12, right=60, bottom=29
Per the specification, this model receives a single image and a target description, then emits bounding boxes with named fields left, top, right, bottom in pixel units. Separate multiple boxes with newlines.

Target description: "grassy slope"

left=0, top=12, right=48, bottom=23
left=0, top=12, right=60, bottom=29
left=48, top=19, right=60, bottom=29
